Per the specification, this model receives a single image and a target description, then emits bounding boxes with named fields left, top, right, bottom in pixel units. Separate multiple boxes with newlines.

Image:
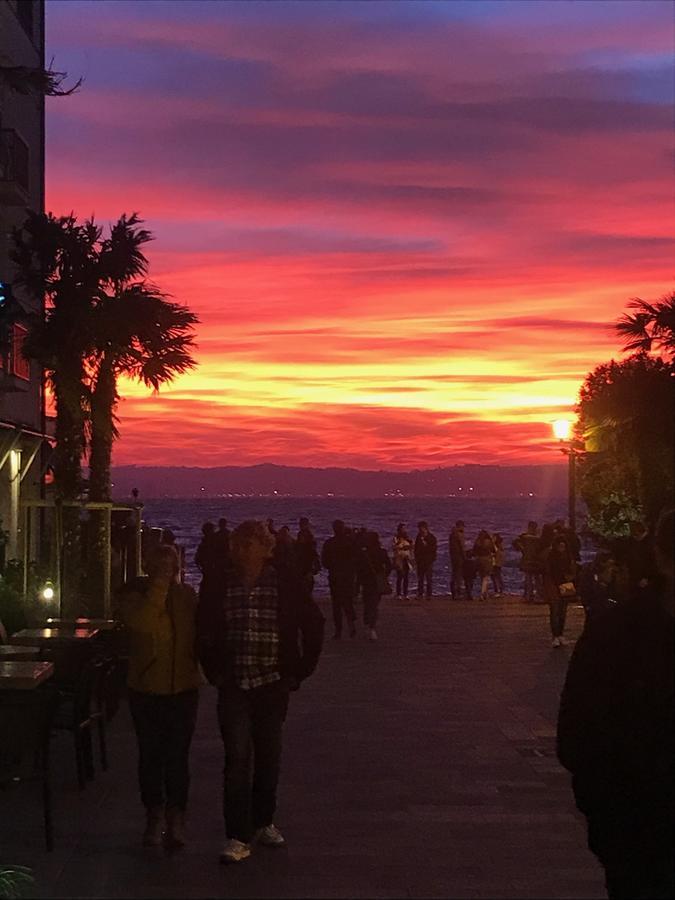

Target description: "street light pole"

left=552, top=419, right=577, bottom=532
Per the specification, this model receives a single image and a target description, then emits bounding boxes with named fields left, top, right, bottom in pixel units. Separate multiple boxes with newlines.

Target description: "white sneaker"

left=255, top=824, right=286, bottom=847
left=219, top=838, right=251, bottom=863
left=552, top=636, right=561, bottom=648
left=368, top=628, right=378, bottom=641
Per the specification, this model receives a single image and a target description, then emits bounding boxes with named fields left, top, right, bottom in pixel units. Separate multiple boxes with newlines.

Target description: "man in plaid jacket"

left=196, top=520, right=324, bottom=864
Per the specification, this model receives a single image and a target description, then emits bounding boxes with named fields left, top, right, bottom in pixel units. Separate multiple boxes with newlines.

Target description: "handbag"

left=559, top=581, right=576, bottom=598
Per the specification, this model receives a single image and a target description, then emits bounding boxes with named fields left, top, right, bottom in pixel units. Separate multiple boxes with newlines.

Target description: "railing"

left=0, top=129, right=30, bottom=203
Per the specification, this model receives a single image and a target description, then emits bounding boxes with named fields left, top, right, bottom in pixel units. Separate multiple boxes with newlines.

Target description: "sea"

left=139, top=496, right=585, bottom=595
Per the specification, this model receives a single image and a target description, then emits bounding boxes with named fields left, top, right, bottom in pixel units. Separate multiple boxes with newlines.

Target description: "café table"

left=0, top=645, right=41, bottom=661
left=44, top=618, right=119, bottom=632
left=10, top=627, right=101, bottom=646
left=0, top=660, right=54, bottom=690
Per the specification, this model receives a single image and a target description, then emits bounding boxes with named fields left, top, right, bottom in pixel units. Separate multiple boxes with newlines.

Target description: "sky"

left=46, top=0, right=674, bottom=470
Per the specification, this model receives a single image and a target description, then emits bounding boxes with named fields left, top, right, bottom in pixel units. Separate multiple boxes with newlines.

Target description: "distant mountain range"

left=110, top=463, right=567, bottom=499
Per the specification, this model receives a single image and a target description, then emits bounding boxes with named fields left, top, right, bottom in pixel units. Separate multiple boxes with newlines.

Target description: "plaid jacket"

left=196, top=563, right=324, bottom=689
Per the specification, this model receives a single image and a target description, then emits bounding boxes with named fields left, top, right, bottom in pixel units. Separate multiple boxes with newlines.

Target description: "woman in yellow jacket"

left=118, top=544, right=201, bottom=848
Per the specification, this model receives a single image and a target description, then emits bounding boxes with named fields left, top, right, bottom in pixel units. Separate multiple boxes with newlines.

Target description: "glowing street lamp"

left=552, top=418, right=578, bottom=531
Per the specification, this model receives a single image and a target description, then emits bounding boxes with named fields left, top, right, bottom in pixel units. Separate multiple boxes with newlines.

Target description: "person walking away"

left=513, top=521, right=541, bottom=602
left=197, top=521, right=324, bottom=864
left=473, top=529, right=496, bottom=601
left=577, top=551, right=619, bottom=623
left=449, top=521, right=467, bottom=600
left=491, top=533, right=505, bottom=597
left=215, top=518, right=231, bottom=572
left=117, top=545, right=201, bottom=848
left=414, top=521, right=437, bottom=599
left=296, top=517, right=320, bottom=601
left=273, top=526, right=297, bottom=577
left=543, top=532, right=577, bottom=647
left=623, top=520, right=657, bottom=603
left=321, top=520, right=358, bottom=639
left=195, top=521, right=220, bottom=599
left=359, top=531, right=393, bottom=641
left=392, top=523, right=413, bottom=600
left=161, top=529, right=185, bottom=583
left=557, top=508, right=674, bottom=900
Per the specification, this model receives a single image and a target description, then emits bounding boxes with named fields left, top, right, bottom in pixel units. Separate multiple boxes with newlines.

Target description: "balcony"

left=0, top=129, right=30, bottom=205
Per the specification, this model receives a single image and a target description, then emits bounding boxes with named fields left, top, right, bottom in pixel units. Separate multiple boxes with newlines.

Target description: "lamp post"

left=552, top=418, right=577, bottom=532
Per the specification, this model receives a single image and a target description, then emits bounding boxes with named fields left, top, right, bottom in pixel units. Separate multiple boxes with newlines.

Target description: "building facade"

left=0, top=0, right=48, bottom=566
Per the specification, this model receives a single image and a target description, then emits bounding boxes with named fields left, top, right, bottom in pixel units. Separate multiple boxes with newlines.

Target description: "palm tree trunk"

left=86, top=354, right=116, bottom=614
left=52, top=364, right=86, bottom=617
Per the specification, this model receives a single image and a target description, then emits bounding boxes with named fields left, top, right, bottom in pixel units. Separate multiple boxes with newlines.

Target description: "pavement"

left=1, top=593, right=606, bottom=899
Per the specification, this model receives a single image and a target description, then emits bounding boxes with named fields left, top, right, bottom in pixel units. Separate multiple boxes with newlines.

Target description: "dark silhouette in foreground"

left=557, top=508, right=674, bottom=900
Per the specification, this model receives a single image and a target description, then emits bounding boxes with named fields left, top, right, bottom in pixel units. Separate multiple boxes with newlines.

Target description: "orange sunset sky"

left=46, top=0, right=674, bottom=470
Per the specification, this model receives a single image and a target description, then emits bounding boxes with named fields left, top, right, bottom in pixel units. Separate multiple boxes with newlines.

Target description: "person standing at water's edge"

left=392, top=522, right=413, bottom=600
left=557, top=508, right=674, bottom=900
left=414, top=521, right=437, bottom=599
left=196, top=521, right=324, bottom=864
left=449, top=520, right=467, bottom=600
left=358, top=531, right=393, bottom=641
left=117, top=545, right=201, bottom=849
left=322, top=519, right=358, bottom=638
left=473, top=529, right=496, bottom=601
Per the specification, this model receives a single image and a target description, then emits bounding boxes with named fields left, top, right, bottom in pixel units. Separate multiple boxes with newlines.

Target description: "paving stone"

left=0, top=593, right=605, bottom=898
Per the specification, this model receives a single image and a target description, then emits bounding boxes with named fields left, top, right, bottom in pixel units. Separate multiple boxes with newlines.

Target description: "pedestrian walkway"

left=2, top=595, right=605, bottom=899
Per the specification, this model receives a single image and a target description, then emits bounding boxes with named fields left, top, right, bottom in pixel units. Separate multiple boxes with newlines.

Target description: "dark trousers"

left=128, top=688, right=199, bottom=811
left=329, top=574, right=356, bottom=635
left=417, top=564, right=433, bottom=598
left=217, top=679, right=290, bottom=843
left=450, top=564, right=465, bottom=599
left=363, top=590, right=381, bottom=628
left=549, top=597, right=568, bottom=637
left=395, top=564, right=409, bottom=597
left=492, top=567, right=504, bottom=594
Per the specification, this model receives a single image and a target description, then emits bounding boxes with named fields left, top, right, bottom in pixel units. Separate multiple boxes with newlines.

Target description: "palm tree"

left=11, top=213, right=100, bottom=610
left=615, top=292, right=675, bottom=360
left=13, top=212, right=198, bottom=613
left=87, top=214, right=198, bottom=503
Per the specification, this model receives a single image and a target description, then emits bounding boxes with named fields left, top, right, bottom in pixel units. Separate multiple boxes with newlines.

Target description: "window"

left=8, top=323, right=30, bottom=380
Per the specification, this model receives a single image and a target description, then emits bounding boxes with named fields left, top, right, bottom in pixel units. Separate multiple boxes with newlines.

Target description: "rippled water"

left=139, top=496, right=583, bottom=594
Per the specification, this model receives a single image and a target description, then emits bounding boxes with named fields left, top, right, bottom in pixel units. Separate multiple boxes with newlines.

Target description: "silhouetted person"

left=195, top=521, right=220, bottom=597
left=321, top=520, right=357, bottom=639
left=266, top=518, right=277, bottom=536
left=449, top=520, right=467, bottom=600
left=414, top=521, right=437, bottom=599
left=492, top=533, right=505, bottom=597
left=392, top=523, right=413, bottom=600
left=216, top=518, right=231, bottom=569
left=296, top=518, right=320, bottom=601
left=577, top=551, right=619, bottom=622
left=358, top=531, right=392, bottom=641
left=161, top=529, right=185, bottom=583
left=543, top=532, right=577, bottom=647
left=557, top=508, right=674, bottom=900
left=621, top=520, right=657, bottom=603
left=462, top=550, right=477, bottom=601
left=273, top=525, right=296, bottom=576
left=513, top=521, right=541, bottom=602
left=473, top=529, right=496, bottom=601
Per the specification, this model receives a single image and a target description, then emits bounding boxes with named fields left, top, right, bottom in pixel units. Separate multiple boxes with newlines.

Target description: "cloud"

left=45, top=0, right=673, bottom=468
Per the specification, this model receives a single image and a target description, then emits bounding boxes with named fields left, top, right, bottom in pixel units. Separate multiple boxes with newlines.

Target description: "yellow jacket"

left=118, top=577, right=202, bottom=695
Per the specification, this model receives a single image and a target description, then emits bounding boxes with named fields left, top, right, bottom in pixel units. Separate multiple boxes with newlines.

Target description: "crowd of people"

left=113, top=508, right=673, bottom=898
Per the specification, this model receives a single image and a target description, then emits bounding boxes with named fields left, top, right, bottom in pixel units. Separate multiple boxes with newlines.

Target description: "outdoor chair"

left=52, top=658, right=104, bottom=789
left=0, top=685, right=59, bottom=851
